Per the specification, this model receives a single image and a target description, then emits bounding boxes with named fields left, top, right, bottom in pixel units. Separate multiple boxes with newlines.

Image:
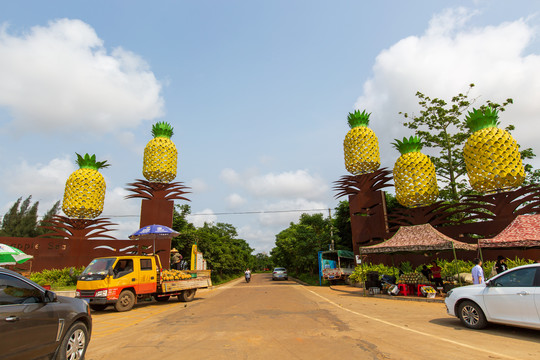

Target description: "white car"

left=445, top=263, right=540, bottom=330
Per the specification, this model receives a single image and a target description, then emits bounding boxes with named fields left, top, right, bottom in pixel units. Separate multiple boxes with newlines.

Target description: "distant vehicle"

left=272, top=268, right=288, bottom=281
left=0, top=267, right=92, bottom=360
left=445, top=263, right=540, bottom=330
left=319, top=250, right=355, bottom=283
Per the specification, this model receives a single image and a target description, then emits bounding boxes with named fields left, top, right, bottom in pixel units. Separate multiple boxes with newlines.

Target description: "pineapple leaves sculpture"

left=143, top=122, right=178, bottom=183
left=392, top=136, right=439, bottom=208
left=63, top=153, right=110, bottom=219
left=463, top=107, right=525, bottom=192
left=343, top=110, right=381, bottom=175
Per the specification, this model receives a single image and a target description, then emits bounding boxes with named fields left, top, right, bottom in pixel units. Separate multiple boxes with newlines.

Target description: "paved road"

left=86, top=273, right=540, bottom=360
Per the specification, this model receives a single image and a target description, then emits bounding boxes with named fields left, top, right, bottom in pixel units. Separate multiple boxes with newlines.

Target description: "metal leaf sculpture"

left=458, top=184, right=540, bottom=222
left=39, top=215, right=117, bottom=240
left=387, top=201, right=463, bottom=232
left=125, top=179, right=191, bottom=201
left=333, top=168, right=392, bottom=198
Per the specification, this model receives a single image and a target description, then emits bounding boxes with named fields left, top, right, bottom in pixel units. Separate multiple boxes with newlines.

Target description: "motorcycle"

left=245, top=273, right=251, bottom=283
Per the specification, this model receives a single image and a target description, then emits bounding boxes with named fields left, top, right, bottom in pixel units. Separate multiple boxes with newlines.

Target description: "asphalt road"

left=85, top=273, right=540, bottom=360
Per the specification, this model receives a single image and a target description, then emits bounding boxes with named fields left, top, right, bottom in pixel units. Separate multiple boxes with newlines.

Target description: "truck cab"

left=76, top=255, right=160, bottom=312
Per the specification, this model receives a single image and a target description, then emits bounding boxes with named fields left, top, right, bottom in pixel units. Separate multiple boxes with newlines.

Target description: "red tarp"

left=360, top=223, right=477, bottom=254
left=479, top=214, right=540, bottom=248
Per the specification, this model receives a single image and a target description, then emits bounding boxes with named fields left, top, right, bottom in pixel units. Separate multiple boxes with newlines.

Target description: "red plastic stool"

left=398, top=284, right=411, bottom=296
left=417, top=284, right=428, bottom=296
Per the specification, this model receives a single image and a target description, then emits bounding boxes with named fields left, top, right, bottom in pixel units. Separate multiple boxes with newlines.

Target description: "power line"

left=100, top=208, right=332, bottom=218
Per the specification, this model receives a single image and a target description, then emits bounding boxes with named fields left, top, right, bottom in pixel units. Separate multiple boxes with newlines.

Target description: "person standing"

left=495, top=256, right=508, bottom=274
left=430, top=260, right=443, bottom=288
left=471, top=258, right=485, bottom=285
left=170, top=249, right=182, bottom=270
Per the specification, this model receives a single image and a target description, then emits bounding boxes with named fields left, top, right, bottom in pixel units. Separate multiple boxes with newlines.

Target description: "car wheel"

left=458, top=300, right=487, bottom=329
left=155, top=295, right=170, bottom=302
left=89, top=304, right=108, bottom=311
left=178, top=289, right=197, bottom=302
left=284, top=277, right=288, bottom=280
left=114, top=290, right=135, bottom=312
left=56, top=321, right=88, bottom=360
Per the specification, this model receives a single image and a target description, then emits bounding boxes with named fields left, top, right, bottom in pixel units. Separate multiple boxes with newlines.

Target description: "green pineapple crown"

left=466, top=107, right=500, bottom=133
left=152, top=121, right=174, bottom=138
left=347, top=110, right=371, bottom=128
left=75, top=153, right=110, bottom=170
left=392, top=136, right=423, bottom=154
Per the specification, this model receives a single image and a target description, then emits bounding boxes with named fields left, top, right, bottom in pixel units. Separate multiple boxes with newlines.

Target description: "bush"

left=29, top=267, right=84, bottom=287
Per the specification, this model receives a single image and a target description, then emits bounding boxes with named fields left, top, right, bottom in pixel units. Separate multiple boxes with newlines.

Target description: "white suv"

left=445, top=263, right=540, bottom=330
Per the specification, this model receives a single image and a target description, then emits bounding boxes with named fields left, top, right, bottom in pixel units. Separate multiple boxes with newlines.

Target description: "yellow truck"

left=75, top=255, right=211, bottom=312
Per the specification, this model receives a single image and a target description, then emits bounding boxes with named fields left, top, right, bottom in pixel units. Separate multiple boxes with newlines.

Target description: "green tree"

left=0, top=196, right=62, bottom=237
left=271, top=213, right=332, bottom=275
left=333, top=201, right=352, bottom=251
left=399, top=84, right=535, bottom=201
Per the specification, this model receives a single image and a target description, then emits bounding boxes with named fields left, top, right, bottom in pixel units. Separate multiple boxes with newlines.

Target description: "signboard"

left=355, top=255, right=362, bottom=265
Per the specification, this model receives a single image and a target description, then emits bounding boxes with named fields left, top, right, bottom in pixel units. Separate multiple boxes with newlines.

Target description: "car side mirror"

left=108, top=268, right=114, bottom=277
left=485, top=280, right=493, bottom=287
left=44, top=290, right=57, bottom=303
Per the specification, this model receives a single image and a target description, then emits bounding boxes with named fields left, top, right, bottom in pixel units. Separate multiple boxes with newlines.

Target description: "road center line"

left=302, top=287, right=519, bottom=360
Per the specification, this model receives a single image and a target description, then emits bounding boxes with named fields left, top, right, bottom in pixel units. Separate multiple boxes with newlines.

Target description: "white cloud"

left=222, top=168, right=328, bottom=200
left=225, top=193, right=246, bottom=208
left=219, top=168, right=241, bottom=185
left=0, top=19, right=164, bottom=134
left=246, top=170, right=328, bottom=200
left=187, top=208, right=217, bottom=228
left=258, top=199, right=328, bottom=227
left=188, top=178, right=209, bottom=193
left=0, top=156, right=75, bottom=212
left=354, top=8, right=540, bottom=169
left=237, top=225, right=276, bottom=253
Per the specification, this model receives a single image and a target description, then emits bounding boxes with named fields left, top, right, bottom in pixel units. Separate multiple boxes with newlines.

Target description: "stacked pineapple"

left=161, top=269, right=192, bottom=281
left=343, top=110, right=380, bottom=175
left=463, top=108, right=525, bottom=192
left=143, top=122, right=178, bottom=183
left=62, top=153, right=109, bottom=219
left=392, top=136, right=438, bottom=208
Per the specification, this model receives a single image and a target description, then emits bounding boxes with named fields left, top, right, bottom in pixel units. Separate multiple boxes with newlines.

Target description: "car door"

left=483, top=267, right=539, bottom=326
left=138, top=258, right=157, bottom=294
left=0, top=273, right=59, bottom=360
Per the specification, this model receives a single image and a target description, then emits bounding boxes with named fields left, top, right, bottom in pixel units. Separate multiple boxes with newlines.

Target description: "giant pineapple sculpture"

left=463, top=108, right=525, bottom=193
left=143, top=122, right=178, bottom=183
left=343, top=110, right=380, bottom=175
left=63, top=153, right=110, bottom=219
left=393, top=136, right=438, bottom=208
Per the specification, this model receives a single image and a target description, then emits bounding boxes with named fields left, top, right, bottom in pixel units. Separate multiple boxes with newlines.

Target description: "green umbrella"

left=0, top=243, right=33, bottom=265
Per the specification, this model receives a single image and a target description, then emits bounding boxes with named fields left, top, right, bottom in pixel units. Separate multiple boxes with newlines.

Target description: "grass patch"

left=211, top=272, right=243, bottom=285
left=290, top=272, right=330, bottom=286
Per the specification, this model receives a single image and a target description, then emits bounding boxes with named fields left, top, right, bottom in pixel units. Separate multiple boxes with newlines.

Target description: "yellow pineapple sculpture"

left=392, top=136, right=438, bottom=208
left=143, top=122, right=178, bottom=183
left=63, top=153, right=109, bottom=219
left=463, top=107, right=525, bottom=192
left=343, top=110, right=380, bottom=175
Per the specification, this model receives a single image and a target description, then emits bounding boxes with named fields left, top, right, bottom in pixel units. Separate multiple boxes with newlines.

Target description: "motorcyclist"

left=244, top=268, right=251, bottom=283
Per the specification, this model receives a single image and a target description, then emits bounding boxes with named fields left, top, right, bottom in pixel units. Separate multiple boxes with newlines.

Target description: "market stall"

left=360, top=223, right=477, bottom=297
left=479, top=214, right=540, bottom=248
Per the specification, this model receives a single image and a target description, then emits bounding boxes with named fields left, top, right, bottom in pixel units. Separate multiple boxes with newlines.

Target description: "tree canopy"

left=0, top=196, right=60, bottom=237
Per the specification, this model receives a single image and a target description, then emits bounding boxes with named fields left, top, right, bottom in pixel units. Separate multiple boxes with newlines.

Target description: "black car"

left=0, top=267, right=92, bottom=360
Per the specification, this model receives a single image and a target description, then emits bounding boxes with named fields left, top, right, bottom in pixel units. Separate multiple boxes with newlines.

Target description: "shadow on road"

left=429, top=317, right=540, bottom=344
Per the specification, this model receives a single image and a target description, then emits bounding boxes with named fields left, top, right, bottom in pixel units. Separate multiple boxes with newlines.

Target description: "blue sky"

left=1, top=1, right=540, bottom=252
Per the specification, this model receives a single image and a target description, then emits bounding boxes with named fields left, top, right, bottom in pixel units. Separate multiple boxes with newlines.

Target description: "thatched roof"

left=360, top=223, right=477, bottom=254
left=479, top=214, right=540, bottom=248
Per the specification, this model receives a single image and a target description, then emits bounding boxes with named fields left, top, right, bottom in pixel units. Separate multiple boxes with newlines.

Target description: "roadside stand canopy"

left=360, top=223, right=477, bottom=254
left=479, top=214, right=540, bottom=248
left=0, top=243, right=33, bottom=265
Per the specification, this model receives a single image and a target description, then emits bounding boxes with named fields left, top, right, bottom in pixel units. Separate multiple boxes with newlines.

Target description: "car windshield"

left=82, top=258, right=116, bottom=276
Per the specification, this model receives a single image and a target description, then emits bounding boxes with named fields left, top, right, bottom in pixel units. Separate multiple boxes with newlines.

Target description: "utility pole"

left=329, top=208, right=334, bottom=251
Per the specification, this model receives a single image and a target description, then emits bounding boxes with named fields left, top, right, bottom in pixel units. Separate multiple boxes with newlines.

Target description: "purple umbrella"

left=129, top=224, right=179, bottom=254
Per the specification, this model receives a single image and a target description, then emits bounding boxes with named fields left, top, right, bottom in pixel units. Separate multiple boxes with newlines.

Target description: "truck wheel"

left=155, top=295, right=170, bottom=302
left=178, top=289, right=196, bottom=302
left=115, top=290, right=135, bottom=312
left=56, top=321, right=88, bottom=360
left=90, top=304, right=108, bottom=311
